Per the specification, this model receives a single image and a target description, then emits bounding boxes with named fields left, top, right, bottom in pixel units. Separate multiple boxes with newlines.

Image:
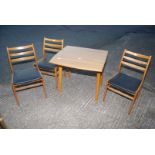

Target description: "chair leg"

left=95, top=72, right=101, bottom=102
left=54, top=68, right=58, bottom=89
left=42, top=79, right=47, bottom=98
left=136, top=90, right=141, bottom=99
left=103, top=84, right=108, bottom=102
left=128, top=100, right=136, bottom=115
left=128, top=91, right=140, bottom=115
left=12, top=85, right=20, bottom=106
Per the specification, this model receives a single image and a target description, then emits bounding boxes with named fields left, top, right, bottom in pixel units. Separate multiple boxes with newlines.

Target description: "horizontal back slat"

left=125, top=50, right=150, bottom=60
left=123, top=56, right=148, bottom=66
left=44, top=47, right=60, bottom=53
left=121, top=61, right=146, bottom=72
left=10, top=51, right=34, bottom=57
left=44, top=43, right=62, bottom=49
left=8, top=45, right=33, bottom=51
left=44, top=38, right=63, bottom=43
left=11, top=56, right=35, bottom=63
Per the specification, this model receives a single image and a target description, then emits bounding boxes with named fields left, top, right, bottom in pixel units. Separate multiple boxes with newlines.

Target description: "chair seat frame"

left=36, top=37, right=65, bottom=88
left=7, top=43, right=47, bottom=105
left=103, top=49, right=152, bottom=114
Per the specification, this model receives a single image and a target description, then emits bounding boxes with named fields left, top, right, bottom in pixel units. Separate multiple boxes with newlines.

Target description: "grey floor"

left=0, top=25, right=155, bottom=128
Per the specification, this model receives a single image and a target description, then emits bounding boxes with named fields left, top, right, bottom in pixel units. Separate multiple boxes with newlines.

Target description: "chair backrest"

left=42, top=37, right=64, bottom=58
left=7, top=44, right=38, bottom=72
left=119, top=49, right=152, bottom=82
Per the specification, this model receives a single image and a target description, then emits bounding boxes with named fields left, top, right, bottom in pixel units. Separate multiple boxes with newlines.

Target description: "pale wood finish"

left=96, top=73, right=101, bottom=102
left=103, top=49, right=152, bottom=114
left=7, top=44, right=47, bottom=105
left=121, top=61, right=146, bottom=72
left=43, top=37, right=64, bottom=57
left=15, top=82, right=43, bottom=91
left=50, top=46, right=108, bottom=101
left=10, top=50, right=34, bottom=57
left=44, top=37, right=63, bottom=43
left=44, top=47, right=60, bottom=53
left=123, top=56, right=148, bottom=65
left=8, top=44, right=33, bottom=51
left=11, top=56, right=35, bottom=63
left=125, top=50, right=150, bottom=59
left=107, top=86, right=134, bottom=100
left=58, top=66, right=63, bottom=93
left=36, top=37, right=64, bottom=88
left=50, top=46, right=108, bottom=72
left=45, top=43, right=62, bottom=48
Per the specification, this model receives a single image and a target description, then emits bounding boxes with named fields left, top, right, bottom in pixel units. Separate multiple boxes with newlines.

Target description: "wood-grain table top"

left=49, top=46, right=108, bottom=72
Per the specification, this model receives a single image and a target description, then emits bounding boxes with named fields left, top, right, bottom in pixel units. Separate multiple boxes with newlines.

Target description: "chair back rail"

left=104, top=49, right=152, bottom=114
left=7, top=44, right=39, bottom=72
left=8, top=44, right=33, bottom=51
left=43, top=37, right=64, bottom=57
left=10, top=50, right=34, bottom=57
left=7, top=44, right=47, bottom=105
left=118, top=49, right=152, bottom=96
left=119, top=49, right=152, bottom=76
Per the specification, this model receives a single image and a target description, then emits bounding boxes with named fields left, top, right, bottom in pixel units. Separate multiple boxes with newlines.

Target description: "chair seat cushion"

left=109, top=73, right=141, bottom=94
left=13, top=68, right=42, bottom=85
left=38, top=59, right=56, bottom=70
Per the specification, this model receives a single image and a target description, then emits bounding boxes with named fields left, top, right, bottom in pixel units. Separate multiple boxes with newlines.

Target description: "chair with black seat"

left=37, top=37, right=65, bottom=87
left=7, top=44, right=47, bottom=105
left=103, top=49, right=152, bottom=114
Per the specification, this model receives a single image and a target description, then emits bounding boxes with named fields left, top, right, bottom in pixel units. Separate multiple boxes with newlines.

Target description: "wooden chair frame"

left=37, top=37, right=65, bottom=87
left=103, top=49, right=152, bottom=114
left=7, top=43, right=47, bottom=105
left=38, top=37, right=72, bottom=87
left=42, top=37, right=64, bottom=58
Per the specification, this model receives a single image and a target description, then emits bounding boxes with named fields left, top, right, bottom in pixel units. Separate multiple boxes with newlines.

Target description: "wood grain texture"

left=50, top=46, right=108, bottom=101
left=50, top=46, right=108, bottom=72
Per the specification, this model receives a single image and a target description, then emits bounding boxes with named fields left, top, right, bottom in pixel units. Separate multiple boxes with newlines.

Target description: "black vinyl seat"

left=109, top=73, right=141, bottom=95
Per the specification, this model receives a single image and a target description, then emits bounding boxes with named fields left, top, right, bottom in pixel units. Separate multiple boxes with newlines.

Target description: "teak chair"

left=7, top=44, right=47, bottom=105
left=36, top=37, right=64, bottom=87
left=103, top=49, right=152, bottom=114
left=37, top=37, right=72, bottom=86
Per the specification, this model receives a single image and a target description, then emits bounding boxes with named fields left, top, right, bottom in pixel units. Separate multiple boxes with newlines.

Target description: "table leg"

left=100, top=73, right=103, bottom=86
left=58, top=66, right=63, bottom=93
left=96, top=72, right=101, bottom=102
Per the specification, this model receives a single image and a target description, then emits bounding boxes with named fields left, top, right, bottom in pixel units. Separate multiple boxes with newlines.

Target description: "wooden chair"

left=7, top=44, right=47, bottom=105
left=36, top=37, right=60, bottom=87
left=103, top=49, right=152, bottom=114
left=37, top=37, right=71, bottom=88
